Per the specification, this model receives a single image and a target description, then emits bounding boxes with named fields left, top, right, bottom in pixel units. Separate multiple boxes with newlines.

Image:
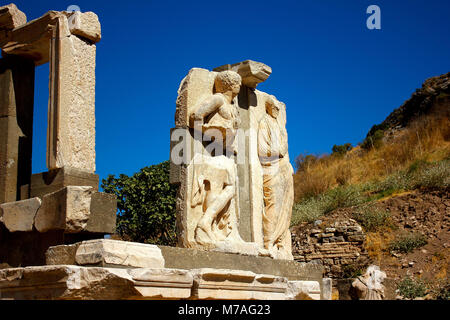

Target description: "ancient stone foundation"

left=0, top=239, right=327, bottom=300
left=0, top=3, right=327, bottom=300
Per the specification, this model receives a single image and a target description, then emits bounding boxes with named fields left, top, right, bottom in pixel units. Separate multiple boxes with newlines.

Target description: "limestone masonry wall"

left=291, top=218, right=368, bottom=278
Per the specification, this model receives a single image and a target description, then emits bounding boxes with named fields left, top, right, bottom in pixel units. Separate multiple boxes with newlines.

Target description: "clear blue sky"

left=9, top=0, right=450, bottom=183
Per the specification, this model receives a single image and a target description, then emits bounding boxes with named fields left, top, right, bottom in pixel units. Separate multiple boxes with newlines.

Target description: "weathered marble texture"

left=172, top=61, right=294, bottom=260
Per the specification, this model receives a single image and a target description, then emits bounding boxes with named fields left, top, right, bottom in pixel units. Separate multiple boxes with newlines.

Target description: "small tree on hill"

left=101, top=160, right=177, bottom=246
left=331, top=143, right=352, bottom=156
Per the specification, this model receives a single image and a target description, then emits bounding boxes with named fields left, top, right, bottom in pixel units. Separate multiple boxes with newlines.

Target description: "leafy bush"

left=410, top=159, right=450, bottom=190
left=389, top=232, right=427, bottom=253
left=101, top=160, right=178, bottom=246
left=366, top=123, right=390, bottom=138
left=352, top=205, right=391, bottom=232
left=332, top=143, right=352, bottom=156
left=322, top=185, right=365, bottom=214
left=291, top=196, right=327, bottom=225
left=291, top=185, right=365, bottom=225
left=361, top=129, right=385, bottom=150
left=397, top=277, right=427, bottom=299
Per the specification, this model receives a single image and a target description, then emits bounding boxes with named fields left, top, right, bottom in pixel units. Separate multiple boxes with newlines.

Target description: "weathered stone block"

left=74, top=239, right=165, bottom=268
left=322, top=278, right=333, bottom=300
left=65, top=11, right=101, bottom=43
left=33, top=186, right=115, bottom=235
left=30, top=167, right=99, bottom=198
left=129, top=268, right=193, bottom=299
left=34, top=186, right=93, bottom=233
left=348, top=235, right=365, bottom=242
left=48, top=27, right=97, bottom=172
left=0, top=266, right=141, bottom=300
left=45, top=243, right=78, bottom=265
left=191, top=268, right=287, bottom=300
left=0, top=11, right=65, bottom=66
left=0, top=197, right=41, bottom=232
left=159, top=245, right=323, bottom=282
left=286, top=280, right=321, bottom=300
left=213, top=60, right=272, bottom=88
left=85, top=192, right=116, bottom=234
left=0, top=4, right=26, bottom=31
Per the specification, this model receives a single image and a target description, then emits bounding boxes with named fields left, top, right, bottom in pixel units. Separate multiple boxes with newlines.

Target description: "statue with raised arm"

left=187, top=70, right=245, bottom=247
left=257, top=96, right=294, bottom=260
left=190, top=70, right=241, bottom=153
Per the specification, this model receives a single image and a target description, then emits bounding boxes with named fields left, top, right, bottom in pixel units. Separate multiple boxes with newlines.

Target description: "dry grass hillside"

left=291, top=72, right=449, bottom=299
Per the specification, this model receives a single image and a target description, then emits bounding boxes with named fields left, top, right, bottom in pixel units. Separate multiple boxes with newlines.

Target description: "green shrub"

left=332, top=143, right=352, bottom=156
left=291, top=196, right=327, bottom=225
left=397, top=277, right=427, bottom=299
left=361, top=129, right=385, bottom=150
left=101, top=160, right=177, bottom=246
left=410, top=159, right=450, bottom=190
left=407, top=159, right=428, bottom=174
left=389, top=232, right=427, bottom=253
left=322, top=185, right=366, bottom=214
left=291, top=185, right=366, bottom=225
left=352, top=205, right=391, bottom=232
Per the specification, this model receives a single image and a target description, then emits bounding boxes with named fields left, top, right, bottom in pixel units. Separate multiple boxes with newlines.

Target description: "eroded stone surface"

left=129, top=268, right=193, bottom=299
left=0, top=4, right=27, bottom=31
left=0, top=265, right=325, bottom=300
left=191, top=268, right=288, bottom=300
left=172, top=61, right=294, bottom=260
left=34, top=186, right=93, bottom=233
left=85, top=192, right=116, bottom=233
left=74, top=239, right=165, bottom=269
left=46, top=243, right=78, bottom=265
left=0, top=266, right=139, bottom=300
left=213, top=60, right=272, bottom=88
left=0, top=11, right=64, bottom=66
left=351, top=265, right=387, bottom=300
left=0, top=197, right=41, bottom=232
left=65, top=11, right=101, bottom=43
left=258, top=96, right=294, bottom=260
left=48, top=26, right=97, bottom=172
left=286, top=280, right=321, bottom=300
left=322, top=277, right=333, bottom=300
left=30, top=167, right=99, bottom=198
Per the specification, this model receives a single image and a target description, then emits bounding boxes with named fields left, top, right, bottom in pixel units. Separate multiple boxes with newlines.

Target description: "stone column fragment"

left=0, top=56, right=34, bottom=204
left=47, top=15, right=99, bottom=172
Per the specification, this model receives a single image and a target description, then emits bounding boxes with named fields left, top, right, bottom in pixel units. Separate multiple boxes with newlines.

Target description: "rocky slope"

left=291, top=71, right=449, bottom=299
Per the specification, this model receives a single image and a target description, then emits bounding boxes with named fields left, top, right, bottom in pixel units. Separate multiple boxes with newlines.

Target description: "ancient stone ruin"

left=170, top=61, right=294, bottom=260
left=0, top=3, right=116, bottom=267
left=0, top=4, right=328, bottom=300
